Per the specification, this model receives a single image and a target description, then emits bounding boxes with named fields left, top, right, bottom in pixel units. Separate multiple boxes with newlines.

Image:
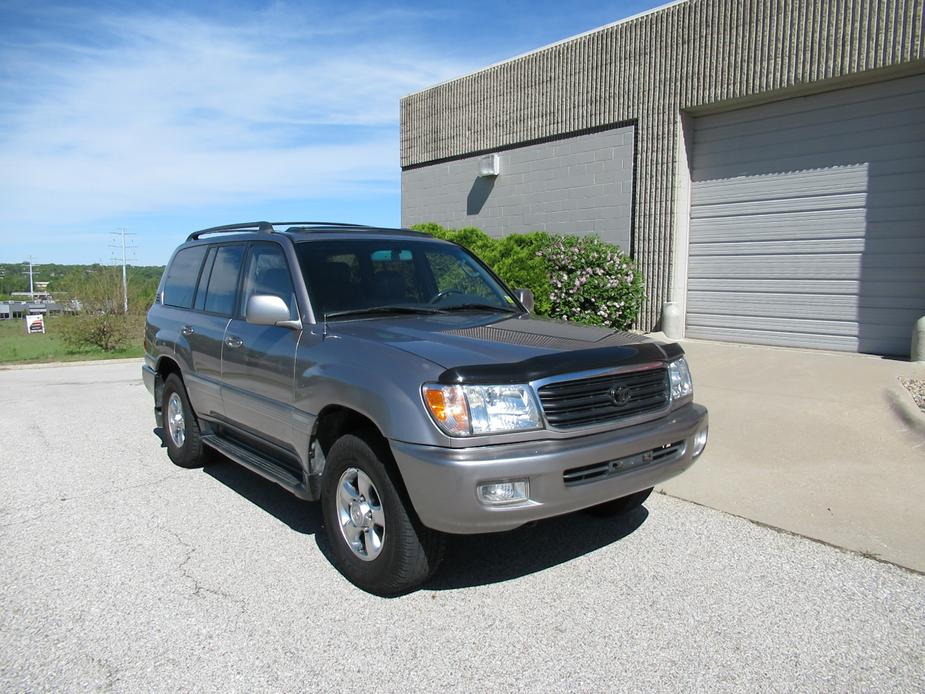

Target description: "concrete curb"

left=884, top=381, right=925, bottom=439
left=0, top=357, right=143, bottom=372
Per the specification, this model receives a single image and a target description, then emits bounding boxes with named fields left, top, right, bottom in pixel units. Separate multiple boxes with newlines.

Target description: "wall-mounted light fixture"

left=478, top=153, right=500, bottom=177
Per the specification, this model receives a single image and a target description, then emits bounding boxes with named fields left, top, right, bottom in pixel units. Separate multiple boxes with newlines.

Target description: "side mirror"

left=245, top=294, right=301, bottom=329
left=515, top=288, right=534, bottom=313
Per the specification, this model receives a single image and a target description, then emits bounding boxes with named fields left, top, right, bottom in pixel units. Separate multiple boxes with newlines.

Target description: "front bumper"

left=390, top=402, right=708, bottom=534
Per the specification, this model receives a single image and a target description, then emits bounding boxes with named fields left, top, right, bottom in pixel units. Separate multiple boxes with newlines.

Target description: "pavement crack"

left=159, top=526, right=247, bottom=618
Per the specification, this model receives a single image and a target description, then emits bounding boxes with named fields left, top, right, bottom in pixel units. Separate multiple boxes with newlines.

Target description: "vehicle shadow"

left=424, top=508, right=648, bottom=591
left=201, top=454, right=649, bottom=590
left=203, top=457, right=324, bottom=535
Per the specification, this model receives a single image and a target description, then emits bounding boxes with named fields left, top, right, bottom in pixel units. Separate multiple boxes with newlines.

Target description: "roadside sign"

left=25, top=314, right=45, bottom=334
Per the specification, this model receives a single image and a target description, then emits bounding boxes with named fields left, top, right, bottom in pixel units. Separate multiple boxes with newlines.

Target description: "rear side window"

left=162, top=246, right=207, bottom=309
left=203, top=245, right=245, bottom=316
left=193, top=247, right=217, bottom=311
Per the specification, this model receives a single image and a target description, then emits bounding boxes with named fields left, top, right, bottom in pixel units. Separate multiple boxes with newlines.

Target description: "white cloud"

left=0, top=4, right=472, bottom=229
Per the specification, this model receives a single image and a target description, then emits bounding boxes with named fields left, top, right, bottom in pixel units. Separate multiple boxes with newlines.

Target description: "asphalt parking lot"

left=1, top=361, right=923, bottom=692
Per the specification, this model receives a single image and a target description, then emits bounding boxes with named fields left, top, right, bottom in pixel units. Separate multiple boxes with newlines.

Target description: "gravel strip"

left=900, top=377, right=925, bottom=412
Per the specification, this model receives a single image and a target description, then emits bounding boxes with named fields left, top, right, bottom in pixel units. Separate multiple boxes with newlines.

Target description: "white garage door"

left=686, top=74, right=925, bottom=356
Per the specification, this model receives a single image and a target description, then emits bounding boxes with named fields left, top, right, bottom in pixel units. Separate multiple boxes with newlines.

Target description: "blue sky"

left=0, top=0, right=659, bottom=265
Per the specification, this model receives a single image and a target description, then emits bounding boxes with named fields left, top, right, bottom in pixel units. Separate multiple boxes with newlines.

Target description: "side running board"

left=201, top=434, right=316, bottom=500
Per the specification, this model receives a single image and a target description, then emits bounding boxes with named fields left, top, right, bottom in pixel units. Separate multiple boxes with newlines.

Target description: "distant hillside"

left=0, top=263, right=164, bottom=297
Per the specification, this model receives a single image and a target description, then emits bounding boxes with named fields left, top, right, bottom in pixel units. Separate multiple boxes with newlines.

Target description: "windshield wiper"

left=439, top=303, right=519, bottom=313
left=324, top=305, right=445, bottom=320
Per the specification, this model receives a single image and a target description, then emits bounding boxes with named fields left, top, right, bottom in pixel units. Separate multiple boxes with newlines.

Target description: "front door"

left=220, top=241, right=301, bottom=450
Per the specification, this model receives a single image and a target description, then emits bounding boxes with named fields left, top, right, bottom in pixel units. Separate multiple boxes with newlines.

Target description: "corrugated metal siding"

left=686, top=74, right=925, bottom=355
left=400, top=0, right=925, bottom=329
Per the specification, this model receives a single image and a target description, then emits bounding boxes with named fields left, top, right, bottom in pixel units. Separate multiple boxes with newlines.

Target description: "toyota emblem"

left=609, top=384, right=631, bottom=406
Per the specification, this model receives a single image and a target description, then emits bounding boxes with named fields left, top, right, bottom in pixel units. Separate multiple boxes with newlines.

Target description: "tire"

left=321, top=431, right=445, bottom=596
left=161, top=373, right=209, bottom=469
left=584, top=487, right=653, bottom=518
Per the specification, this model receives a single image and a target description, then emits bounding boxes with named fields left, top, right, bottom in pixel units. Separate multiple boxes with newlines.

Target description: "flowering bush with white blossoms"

left=539, top=235, right=644, bottom=330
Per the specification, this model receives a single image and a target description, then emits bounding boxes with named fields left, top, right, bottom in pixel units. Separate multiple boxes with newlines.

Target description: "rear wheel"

left=584, top=487, right=653, bottom=517
left=161, top=373, right=209, bottom=469
left=321, top=431, right=445, bottom=596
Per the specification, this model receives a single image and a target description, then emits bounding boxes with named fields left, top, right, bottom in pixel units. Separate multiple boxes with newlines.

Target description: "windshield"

left=295, top=238, right=520, bottom=319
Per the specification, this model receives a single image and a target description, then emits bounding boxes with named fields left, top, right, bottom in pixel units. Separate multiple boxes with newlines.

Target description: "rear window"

left=162, top=246, right=207, bottom=309
left=203, top=245, right=245, bottom=316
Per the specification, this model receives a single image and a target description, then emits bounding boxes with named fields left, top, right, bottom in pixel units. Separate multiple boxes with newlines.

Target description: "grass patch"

left=0, top=316, right=144, bottom=365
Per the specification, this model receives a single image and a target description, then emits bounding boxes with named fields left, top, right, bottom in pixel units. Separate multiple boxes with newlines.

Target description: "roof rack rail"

left=187, top=221, right=274, bottom=241
left=282, top=223, right=431, bottom=237
left=274, top=221, right=377, bottom=229
left=186, top=221, right=431, bottom=242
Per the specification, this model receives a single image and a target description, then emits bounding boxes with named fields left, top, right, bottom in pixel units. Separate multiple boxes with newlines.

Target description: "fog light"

left=477, top=479, right=529, bottom=505
left=692, top=426, right=709, bottom=458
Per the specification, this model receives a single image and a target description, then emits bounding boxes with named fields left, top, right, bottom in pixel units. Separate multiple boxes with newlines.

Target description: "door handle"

left=225, top=335, right=244, bottom=349
left=180, top=325, right=194, bottom=336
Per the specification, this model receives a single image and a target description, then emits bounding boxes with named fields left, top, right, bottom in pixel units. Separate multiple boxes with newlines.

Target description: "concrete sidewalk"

left=655, top=336, right=925, bottom=572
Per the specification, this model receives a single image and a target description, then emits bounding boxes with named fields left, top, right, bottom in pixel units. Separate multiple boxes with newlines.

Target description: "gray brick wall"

left=401, top=126, right=635, bottom=251
left=400, top=0, right=925, bottom=328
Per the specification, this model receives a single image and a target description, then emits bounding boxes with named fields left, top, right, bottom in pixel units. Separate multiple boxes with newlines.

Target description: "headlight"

left=668, top=356, right=693, bottom=401
left=422, top=383, right=542, bottom=436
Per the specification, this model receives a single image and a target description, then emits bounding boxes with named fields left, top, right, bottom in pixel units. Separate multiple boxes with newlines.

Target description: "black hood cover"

left=438, top=341, right=683, bottom=385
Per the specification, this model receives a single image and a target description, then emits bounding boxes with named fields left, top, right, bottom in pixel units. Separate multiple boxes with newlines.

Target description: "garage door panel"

left=690, top=254, right=925, bottom=281
left=692, top=167, right=867, bottom=204
left=687, top=313, right=865, bottom=337
left=687, top=292, right=922, bottom=320
left=691, top=192, right=866, bottom=218
left=690, top=215, right=921, bottom=242
left=683, top=325, right=908, bottom=354
left=687, top=74, right=925, bottom=356
left=694, top=98, right=919, bottom=144
left=689, top=210, right=867, bottom=241
left=693, top=138, right=924, bottom=177
left=692, top=166, right=925, bottom=207
left=689, top=237, right=925, bottom=256
left=695, top=106, right=925, bottom=156
left=695, top=154, right=925, bottom=188
left=695, top=77, right=925, bottom=134
left=688, top=277, right=925, bottom=297
left=685, top=324, right=862, bottom=350
left=689, top=254, right=862, bottom=278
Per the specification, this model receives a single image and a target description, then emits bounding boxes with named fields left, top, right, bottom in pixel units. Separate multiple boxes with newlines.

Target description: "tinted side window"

left=163, top=246, right=207, bottom=309
left=240, top=243, right=298, bottom=320
left=203, top=245, right=244, bottom=316
left=193, top=247, right=217, bottom=311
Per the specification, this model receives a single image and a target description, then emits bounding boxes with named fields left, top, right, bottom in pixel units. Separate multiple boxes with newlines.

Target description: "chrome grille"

left=538, top=367, right=669, bottom=429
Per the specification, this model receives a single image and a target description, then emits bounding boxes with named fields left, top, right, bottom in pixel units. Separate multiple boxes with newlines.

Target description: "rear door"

left=184, top=243, right=245, bottom=418
left=220, top=241, right=301, bottom=451
left=159, top=244, right=222, bottom=418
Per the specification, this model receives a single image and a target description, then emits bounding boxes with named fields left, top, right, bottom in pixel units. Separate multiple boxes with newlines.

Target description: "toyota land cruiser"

left=144, top=222, right=709, bottom=595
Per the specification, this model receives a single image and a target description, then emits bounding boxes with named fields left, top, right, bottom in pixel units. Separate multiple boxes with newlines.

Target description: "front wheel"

left=584, top=487, right=653, bottom=517
left=321, top=432, right=445, bottom=596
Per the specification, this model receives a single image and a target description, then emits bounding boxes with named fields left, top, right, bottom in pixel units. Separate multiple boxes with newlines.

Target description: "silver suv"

left=144, top=222, right=709, bottom=595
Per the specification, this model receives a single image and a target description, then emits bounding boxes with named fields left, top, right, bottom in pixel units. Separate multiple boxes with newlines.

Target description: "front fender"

left=294, top=333, right=446, bottom=445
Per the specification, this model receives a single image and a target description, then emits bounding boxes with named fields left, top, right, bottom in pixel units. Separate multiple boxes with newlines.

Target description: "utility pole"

left=22, top=257, right=34, bottom=299
left=110, top=229, right=136, bottom=313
